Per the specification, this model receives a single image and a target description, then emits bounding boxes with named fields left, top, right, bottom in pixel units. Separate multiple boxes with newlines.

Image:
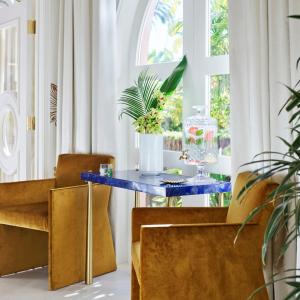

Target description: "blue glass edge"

left=81, top=171, right=231, bottom=197
left=81, top=172, right=167, bottom=196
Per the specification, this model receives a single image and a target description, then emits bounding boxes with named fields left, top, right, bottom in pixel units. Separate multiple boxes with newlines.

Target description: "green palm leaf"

left=160, top=55, right=187, bottom=95
left=119, top=70, right=159, bottom=121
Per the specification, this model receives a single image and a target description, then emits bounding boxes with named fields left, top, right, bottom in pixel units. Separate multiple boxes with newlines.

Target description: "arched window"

left=137, top=0, right=183, bottom=65
left=131, top=0, right=230, bottom=176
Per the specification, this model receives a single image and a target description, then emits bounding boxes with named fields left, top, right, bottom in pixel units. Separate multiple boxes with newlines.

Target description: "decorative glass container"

left=182, top=105, right=218, bottom=182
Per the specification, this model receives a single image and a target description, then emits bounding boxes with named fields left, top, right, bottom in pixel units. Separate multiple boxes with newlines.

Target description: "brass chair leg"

left=86, top=181, right=93, bottom=284
left=134, top=191, right=140, bottom=208
left=167, top=197, right=171, bottom=207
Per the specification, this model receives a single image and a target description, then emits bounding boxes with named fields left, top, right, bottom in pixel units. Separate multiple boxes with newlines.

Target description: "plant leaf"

left=119, top=70, right=159, bottom=121
left=288, top=15, right=300, bottom=19
left=283, top=287, right=300, bottom=300
left=262, top=203, right=287, bottom=264
left=160, top=55, right=187, bottom=95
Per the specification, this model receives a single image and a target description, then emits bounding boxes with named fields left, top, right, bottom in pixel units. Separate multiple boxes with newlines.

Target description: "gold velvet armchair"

left=0, top=154, right=116, bottom=290
left=131, top=172, right=277, bottom=300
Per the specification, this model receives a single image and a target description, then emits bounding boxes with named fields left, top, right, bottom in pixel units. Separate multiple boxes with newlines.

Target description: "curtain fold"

left=57, top=0, right=91, bottom=154
left=73, top=0, right=92, bottom=153
left=36, top=0, right=128, bottom=263
left=91, top=0, right=117, bottom=154
left=229, top=0, right=300, bottom=298
left=91, top=0, right=129, bottom=263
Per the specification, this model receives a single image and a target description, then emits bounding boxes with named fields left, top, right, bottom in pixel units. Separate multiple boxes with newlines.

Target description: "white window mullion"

left=133, top=62, right=179, bottom=81
left=183, top=0, right=206, bottom=119
left=203, top=56, right=229, bottom=75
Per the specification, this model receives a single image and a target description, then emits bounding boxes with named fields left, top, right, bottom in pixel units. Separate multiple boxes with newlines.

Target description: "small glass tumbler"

left=99, top=164, right=113, bottom=177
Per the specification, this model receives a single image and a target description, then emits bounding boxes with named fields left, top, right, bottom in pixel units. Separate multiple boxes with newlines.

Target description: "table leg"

left=166, top=197, right=171, bottom=207
left=86, top=181, right=93, bottom=285
left=218, top=193, right=225, bottom=207
left=134, top=191, right=140, bottom=207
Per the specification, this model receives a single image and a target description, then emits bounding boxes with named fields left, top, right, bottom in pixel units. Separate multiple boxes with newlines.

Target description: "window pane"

left=138, top=0, right=183, bottom=65
left=209, top=74, right=230, bottom=156
left=163, top=85, right=182, bottom=151
left=209, top=0, right=229, bottom=56
left=0, top=24, right=18, bottom=94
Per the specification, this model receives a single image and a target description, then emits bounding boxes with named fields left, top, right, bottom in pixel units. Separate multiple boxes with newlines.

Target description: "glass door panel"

left=0, top=23, right=18, bottom=94
left=0, top=20, right=20, bottom=180
left=0, top=1, right=28, bottom=182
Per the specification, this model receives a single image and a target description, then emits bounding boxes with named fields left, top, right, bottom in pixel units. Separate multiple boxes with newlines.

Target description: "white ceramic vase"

left=139, top=133, right=163, bottom=175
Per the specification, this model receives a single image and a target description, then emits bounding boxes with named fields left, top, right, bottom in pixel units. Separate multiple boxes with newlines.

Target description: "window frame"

left=129, top=0, right=231, bottom=176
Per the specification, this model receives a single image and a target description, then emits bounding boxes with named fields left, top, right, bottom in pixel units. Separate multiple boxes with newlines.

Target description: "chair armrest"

left=138, top=223, right=266, bottom=299
left=48, top=183, right=113, bottom=289
left=132, top=207, right=228, bottom=242
left=48, top=185, right=88, bottom=289
left=140, top=222, right=259, bottom=249
left=0, top=178, right=55, bottom=206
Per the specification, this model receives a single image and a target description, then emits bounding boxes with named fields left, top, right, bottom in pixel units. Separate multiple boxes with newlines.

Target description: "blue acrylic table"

left=81, top=170, right=231, bottom=198
left=80, top=170, right=231, bottom=284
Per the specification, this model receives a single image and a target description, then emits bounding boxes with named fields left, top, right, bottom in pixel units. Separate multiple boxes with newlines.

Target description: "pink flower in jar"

left=188, top=127, right=198, bottom=135
left=204, top=130, right=214, bottom=142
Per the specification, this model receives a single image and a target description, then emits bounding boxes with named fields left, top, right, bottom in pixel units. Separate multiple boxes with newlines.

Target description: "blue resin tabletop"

left=81, top=170, right=231, bottom=197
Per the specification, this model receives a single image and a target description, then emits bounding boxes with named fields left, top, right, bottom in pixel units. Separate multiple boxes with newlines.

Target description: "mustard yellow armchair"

left=131, top=172, right=277, bottom=300
left=0, top=154, right=116, bottom=290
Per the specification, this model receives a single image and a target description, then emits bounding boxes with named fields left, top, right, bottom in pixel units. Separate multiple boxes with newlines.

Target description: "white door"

left=0, top=0, right=29, bottom=181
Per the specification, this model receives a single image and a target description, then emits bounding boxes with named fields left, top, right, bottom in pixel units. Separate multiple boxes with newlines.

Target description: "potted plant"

left=119, top=56, right=187, bottom=174
left=237, top=15, right=300, bottom=299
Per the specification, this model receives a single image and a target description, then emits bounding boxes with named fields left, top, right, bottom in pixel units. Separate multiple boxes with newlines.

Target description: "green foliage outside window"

left=210, top=0, right=229, bottom=56
left=149, top=0, right=183, bottom=64
left=209, top=0, right=230, bottom=156
left=210, top=74, right=231, bottom=156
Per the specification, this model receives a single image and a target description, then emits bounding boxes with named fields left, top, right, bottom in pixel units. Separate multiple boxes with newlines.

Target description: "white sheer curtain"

left=36, top=0, right=129, bottom=263
left=56, top=0, right=92, bottom=154
left=229, top=1, right=300, bottom=298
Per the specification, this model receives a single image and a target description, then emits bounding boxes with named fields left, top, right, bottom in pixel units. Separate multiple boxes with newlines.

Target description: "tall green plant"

left=119, top=55, right=187, bottom=134
left=236, top=15, right=300, bottom=300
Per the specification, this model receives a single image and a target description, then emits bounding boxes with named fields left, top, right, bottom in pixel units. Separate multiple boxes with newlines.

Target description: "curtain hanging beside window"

left=36, top=0, right=129, bottom=264
left=229, top=0, right=300, bottom=298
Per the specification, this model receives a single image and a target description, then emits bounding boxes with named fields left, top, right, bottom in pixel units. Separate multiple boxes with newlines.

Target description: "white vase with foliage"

left=119, top=56, right=187, bottom=175
left=138, top=133, right=163, bottom=175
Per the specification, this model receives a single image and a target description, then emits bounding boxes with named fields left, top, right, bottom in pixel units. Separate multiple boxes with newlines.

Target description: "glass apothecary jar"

left=182, top=105, right=218, bottom=182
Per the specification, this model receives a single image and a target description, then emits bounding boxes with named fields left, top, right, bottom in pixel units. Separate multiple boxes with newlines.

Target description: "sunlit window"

left=132, top=0, right=231, bottom=204
left=209, top=74, right=230, bottom=156
left=137, top=0, right=183, bottom=65
left=163, top=85, right=182, bottom=151
left=209, top=0, right=229, bottom=56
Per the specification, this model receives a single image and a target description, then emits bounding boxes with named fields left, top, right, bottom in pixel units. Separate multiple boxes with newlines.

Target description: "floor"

left=0, top=264, right=130, bottom=300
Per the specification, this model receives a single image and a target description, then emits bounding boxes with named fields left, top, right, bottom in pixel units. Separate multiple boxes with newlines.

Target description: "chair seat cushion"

left=0, top=202, right=48, bottom=232
left=132, top=241, right=141, bottom=284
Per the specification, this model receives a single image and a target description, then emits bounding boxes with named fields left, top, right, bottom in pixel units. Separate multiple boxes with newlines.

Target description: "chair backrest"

left=55, top=153, right=115, bottom=188
left=226, top=171, right=277, bottom=224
